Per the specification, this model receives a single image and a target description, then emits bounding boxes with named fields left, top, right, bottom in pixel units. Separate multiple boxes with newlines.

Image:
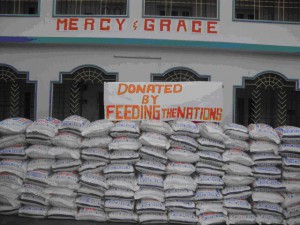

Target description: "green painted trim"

left=142, top=0, right=220, bottom=20
left=52, top=0, right=129, bottom=18
left=0, top=0, right=40, bottom=17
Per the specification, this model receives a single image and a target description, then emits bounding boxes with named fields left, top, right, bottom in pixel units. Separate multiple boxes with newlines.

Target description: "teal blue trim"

left=0, top=0, right=40, bottom=17
left=52, top=0, right=129, bottom=18
left=142, top=0, right=219, bottom=20
left=232, top=70, right=300, bottom=123
left=49, top=64, right=119, bottom=117
left=1, top=36, right=300, bottom=53
left=150, top=67, right=211, bottom=82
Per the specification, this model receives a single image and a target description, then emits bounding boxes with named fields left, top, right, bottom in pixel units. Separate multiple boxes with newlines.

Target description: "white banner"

left=104, top=82, right=223, bottom=122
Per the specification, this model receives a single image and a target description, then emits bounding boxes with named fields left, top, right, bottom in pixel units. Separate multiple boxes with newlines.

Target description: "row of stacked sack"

left=0, top=116, right=299, bottom=225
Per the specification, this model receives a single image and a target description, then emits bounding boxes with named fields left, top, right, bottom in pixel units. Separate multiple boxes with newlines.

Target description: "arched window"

left=151, top=68, right=211, bottom=82
left=0, top=65, right=36, bottom=120
left=51, top=66, right=117, bottom=121
left=234, top=71, right=300, bottom=127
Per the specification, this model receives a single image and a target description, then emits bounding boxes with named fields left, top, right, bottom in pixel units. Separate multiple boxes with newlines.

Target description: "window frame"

left=53, top=0, right=129, bottom=18
left=0, top=0, right=40, bottom=17
left=233, top=0, right=300, bottom=25
left=143, top=0, right=220, bottom=20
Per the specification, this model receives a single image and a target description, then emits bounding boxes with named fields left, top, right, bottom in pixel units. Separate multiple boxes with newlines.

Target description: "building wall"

left=1, top=43, right=299, bottom=122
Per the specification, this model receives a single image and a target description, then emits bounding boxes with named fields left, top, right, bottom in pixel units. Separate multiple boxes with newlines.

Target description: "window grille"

left=235, top=0, right=300, bottom=23
left=52, top=66, right=117, bottom=121
left=0, top=0, right=39, bottom=15
left=55, top=0, right=127, bottom=16
left=0, top=65, right=36, bottom=120
left=152, top=68, right=210, bottom=82
left=144, top=0, right=218, bottom=19
left=235, top=72, right=300, bottom=127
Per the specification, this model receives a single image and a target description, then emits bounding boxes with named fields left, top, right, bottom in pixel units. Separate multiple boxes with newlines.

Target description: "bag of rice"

left=78, top=186, right=104, bottom=198
left=139, top=146, right=168, bottom=164
left=222, top=186, right=252, bottom=200
left=169, top=120, right=200, bottom=138
left=194, top=189, right=223, bottom=202
left=196, top=174, right=224, bottom=189
left=248, top=124, right=280, bottom=144
left=256, top=213, right=283, bottom=225
left=105, top=199, right=135, bottom=212
left=26, top=133, right=52, bottom=146
left=79, top=172, right=108, bottom=191
left=283, top=157, right=300, bottom=172
left=223, top=162, right=253, bottom=176
left=0, top=134, right=26, bottom=148
left=198, top=151, right=224, bottom=167
left=110, top=150, right=140, bottom=164
left=49, top=171, right=79, bottom=190
left=252, top=153, right=282, bottom=166
left=223, top=175, right=255, bottom=186
left=165, top=189, right=195, bottom=201
left=275, top=126, right=300, bottom=143
left=47, top=207, right=76, bottom=219
left=81, top=148, right=110, bottom=162
left=76, top=195, right=104, bottom=209
left=19, top=193, right=49, bottom=207
left=164, top=174, right=196, bottom=191
left=105, top=187, right=134, bottom=200
left=166, top=162, right=195, bottom=176
left=48, top=146, right=80, bottom=160
left=168, top=210, right=198, bottom=224
left=166, top=148, right=199, bottom=163
left=59, top=115, right=90, bottom=135
left=0, top=118, right=32, bottom=135
left=110, top=121, right=140, bottom=138
left=170, top=135, right=198, bottom=152
left=253, top=201, right=283, bottom=215
left=253, top=166, right=282, bottom=179
left=166, top=200, right=195, bottom=213
left=44, top=186, right=77, bottom=197
left=282, top=193, right=300, bottom=208
left=252, top=191, right=284, bottom=204
left=135, top=160, right=165, bottom=174
left=25, top=145, right=54, bottom=159
left=81, top=120, right=114, bottom=137
left=108, top=137, right=141, bottom=151
left=227, top=213, right=256, bottom=224
left=283, top=180, right=300, bottom=193
left=52, top=132, right=82, bottom=149
left=138, top=212, right=168, bottom=224
left=0, top=145, right=27, bottom=159
left=27, top=159, right=55, bottom=171
left=104, top=163, right=135, bottom=178
left=249, top=140, right=279, bottom=154
left=26, top=117, right=61, bottom=138
left=107, top=176, right=139, bottom=191
left=198, top=122, right=228, bottom=143
left=223, top=123, right=249, bottom=141
left=196, top=162, right=224, bottom=176
left=140, top=120, right=173, bottom=136
left=52, top=159, right=82, bottom=172
left=0, top=195, right=21, bottom=208
left=18, top=205, right=48, bottom=218
left=81, top=136, right=112, bottom=148
left=78, top=160, right=107, bottom=174
left=0, top=205, right=20, bottom=215
left=75, top=207, right=107, bottom=222
left=0, top=159, right=27, bottom=178
left=138, top=173, right=164, bottom=190
left=197, top=138, right=225, bottom=153
left=224, top=138, right=249, bottom=151
left=108, top=211, right=138, bottom=223
left=286, top=217, right=300, bottom=225
left=136, top=200, right=166, bottom=214
left=253, top=178, right=285, bottom=192
left=223, top=199, right=252, bottom=214
left=25, top=169, right=51, bottom=187
left=20, top=183, right=46, bottom=198
left=223, top=149, right=253, bottom=166
left=135, top=187, right=165, bottom=202
left=198, top=212, right=227, bottom=225
left=0, top=172, right=23, bottom=190
left=196, top=202, right=225, bottom=215
left=139, top=132, right=170, bottom=150
left=279, top=144, right=300, bottom=156
left=284, top=205, right=300, bottom=218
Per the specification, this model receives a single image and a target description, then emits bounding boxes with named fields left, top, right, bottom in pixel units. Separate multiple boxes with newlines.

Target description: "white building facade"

left=0, top=0, right=300, bottom=127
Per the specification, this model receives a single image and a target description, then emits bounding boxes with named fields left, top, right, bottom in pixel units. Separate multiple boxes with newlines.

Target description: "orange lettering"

left=84, top=18, right=95, bottom=30
left=69, top=18, right=79, bottom=31
left=56, top=18, right=68, bottom=31
left=144, top=19, right=155, bottom=31
left=116, top=18, right=126, bottom=31
left=117, top=83, right=127, bottom=95
left=100, top=18, right=111, bottom=31
left=105, top=105, right=115, bottom=119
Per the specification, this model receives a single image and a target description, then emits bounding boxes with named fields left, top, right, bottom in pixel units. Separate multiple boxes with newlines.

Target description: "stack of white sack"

left=249, top=124, right=284, bottom=225
left=0, top=118, right=32, bottom=216
left=276, top=126, right=300, bottom=225
left=221, top=123, right=256, bottom=225
left=195, top=122, right=227, bottom=225
left=164, top=120, right=199, bottom=225
left=104, top=121, right=140, bottom=223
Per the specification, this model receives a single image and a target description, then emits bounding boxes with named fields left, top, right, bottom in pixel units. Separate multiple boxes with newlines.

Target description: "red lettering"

left=69, top=18, right=79, bottom=31
left=160, top=19, right=171, bottom=32
left=192, top=21, right=202, bottom=33
left=176, top=20, right=187, bottom=32
left=56, top=18, right=68, bottom=31
left=84, top=18, right=95, bottom=31
left=116, top=18, right=126, bottom=31
left=144, top=19, right=155, bottom=31
left=207, top=21, right=218, bottom=34
left=100, top=18, right=111, bottom=31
